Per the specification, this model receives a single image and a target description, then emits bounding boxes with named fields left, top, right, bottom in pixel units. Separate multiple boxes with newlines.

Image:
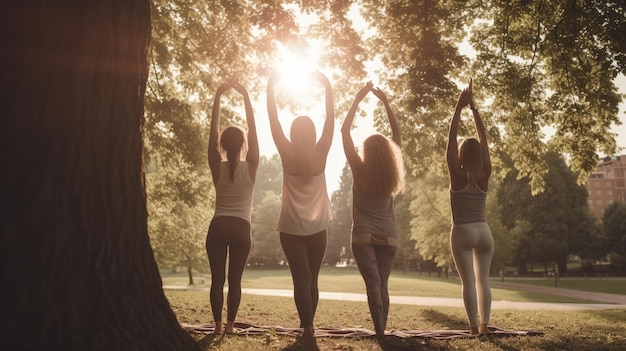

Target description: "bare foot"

left=479, top=323, right=489, bottom=334
left=213, top=323, right=224, bottom=335
left=302, top=325, right=315, bottom=337
left=225, top=321, right=235, bottom=334
left=470, top=326, right=479, bottom=335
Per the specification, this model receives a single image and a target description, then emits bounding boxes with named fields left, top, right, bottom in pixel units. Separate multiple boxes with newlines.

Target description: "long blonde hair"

left=458, top=137, right=480, bottom=174
left=290, top=116, right=317, bottom=178
left=354, top=134, right=404, bottom=196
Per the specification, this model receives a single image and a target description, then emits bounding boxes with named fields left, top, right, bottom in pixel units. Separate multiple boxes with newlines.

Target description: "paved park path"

left=164, top=279, right=626, bottom=311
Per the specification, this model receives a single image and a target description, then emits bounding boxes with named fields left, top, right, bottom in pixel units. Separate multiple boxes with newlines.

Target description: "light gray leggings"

left=351, top=242, right=397, bottom=334
left=450, top=221, right=494, bottom=328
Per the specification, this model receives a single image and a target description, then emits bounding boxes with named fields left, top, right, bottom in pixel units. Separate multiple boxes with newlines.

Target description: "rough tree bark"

left=1, top=1, right=201, bottom=350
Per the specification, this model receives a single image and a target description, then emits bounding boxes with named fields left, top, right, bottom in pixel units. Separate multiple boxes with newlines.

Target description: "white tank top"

left=213, top=161, right=254, bottom=223
left=277, top=172, right=335, bottom=235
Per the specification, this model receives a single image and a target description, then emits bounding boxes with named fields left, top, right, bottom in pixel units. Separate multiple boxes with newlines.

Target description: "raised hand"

left=468, top=78, right=476, bottom=109
left=371, top=86, right=389, bottom=104
left=231, top=80, right=248, bottom=97
left=355, top=81, right=373, bottom=101
left=216, top=79, right=235, bottom=96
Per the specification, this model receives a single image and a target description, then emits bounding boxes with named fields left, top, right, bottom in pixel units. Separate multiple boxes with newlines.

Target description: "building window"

left=617, top=180, right=625, bottom=188
left=606, top=181, right=613, bottom=188
left=596, top=199, right=603, bottom=206
left=607, top=190, right=613, bottom=196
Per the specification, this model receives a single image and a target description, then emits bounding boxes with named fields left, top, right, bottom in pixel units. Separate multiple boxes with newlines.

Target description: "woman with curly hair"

left=341, top=81, right=404, bottom=336
left=206, top=79, right=258, bottom=335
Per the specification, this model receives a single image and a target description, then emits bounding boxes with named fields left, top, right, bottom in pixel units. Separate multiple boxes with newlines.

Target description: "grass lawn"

left=167, top=290, right=626, bottom=351
left=504, top=278, right=626, bottom=295
left=163, top=268, right=626, bottom=350
left=162, top=267, right=619, bottom=303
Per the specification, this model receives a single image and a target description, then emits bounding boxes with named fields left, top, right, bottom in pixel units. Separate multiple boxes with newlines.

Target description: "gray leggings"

left=206, top=216, right=251, bottom=323
left=351, top=242, right=397, bottom=334
left=280, top=230, right=327, bottom=328
left=450, top=221, right=494, bottom=328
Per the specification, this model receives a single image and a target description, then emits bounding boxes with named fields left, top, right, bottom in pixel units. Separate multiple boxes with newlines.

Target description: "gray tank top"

left=449, top=173, right=487, bottom=224
left=352, top=191, right=397, bottom=238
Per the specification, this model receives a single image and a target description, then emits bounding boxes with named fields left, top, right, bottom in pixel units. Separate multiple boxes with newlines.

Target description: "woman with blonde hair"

left=206, top=79, right=258, bottom=334
left=341, top=81, right=404, bottom=336
left=446, top=79, right=493, bottom=335
left=266, top=70, right=335, bottom=337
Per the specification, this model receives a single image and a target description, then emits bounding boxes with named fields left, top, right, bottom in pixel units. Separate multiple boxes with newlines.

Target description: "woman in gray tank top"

left=446, top=79, right=494, bottom=335
left=341, top=81, right=404, bottom=337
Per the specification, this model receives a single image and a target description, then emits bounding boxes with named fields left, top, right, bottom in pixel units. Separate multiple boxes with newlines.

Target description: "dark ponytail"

left=220, top=127, right=245, bottom=182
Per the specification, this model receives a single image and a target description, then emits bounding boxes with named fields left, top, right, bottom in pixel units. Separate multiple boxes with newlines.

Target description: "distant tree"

left=470, top=0, right=625, bottom=192
left=603, top=202, right=626, bottom=274
left=248, top=155, right=284, bottom=266
left=394, top=186, right=421, bottom=272
left=360, top=0, right=472, bottom=177
left=498, top=151, right=592, bottom=274
left=485, top=181, right=515, bottom=274
left=327, top=164, right=353, bottom=266
left=146, top=152, right=211, bottom=282
left=250, top=191, right=284, bottom=266
left=1, top=1, right=199, bottom=350
left=253, top=155, right=283, bottom=207
left=410, top=175, right=454, bottom=274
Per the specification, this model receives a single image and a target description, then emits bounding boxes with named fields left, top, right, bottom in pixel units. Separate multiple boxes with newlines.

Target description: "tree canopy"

left=145, top=0, right=626, bottom=273
left=147, top=0, right=625, bottom=195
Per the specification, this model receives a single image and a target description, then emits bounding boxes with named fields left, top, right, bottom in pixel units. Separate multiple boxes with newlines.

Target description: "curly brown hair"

left=354, top=134, right=404, bottom=196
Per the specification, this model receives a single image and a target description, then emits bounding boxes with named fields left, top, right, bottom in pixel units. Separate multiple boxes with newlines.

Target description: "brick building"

left=587, top=155, right=626, bottom=219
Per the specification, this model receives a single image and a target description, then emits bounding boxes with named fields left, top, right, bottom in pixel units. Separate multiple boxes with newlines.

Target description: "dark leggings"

left=351, top=242, right=397, bottom=334
left=206, top=216, right=251, bottom=323
left=280, top=230, right=327, bottom=328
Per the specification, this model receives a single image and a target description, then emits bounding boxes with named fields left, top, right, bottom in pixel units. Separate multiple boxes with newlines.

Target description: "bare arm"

left=208, top=80, right=234, bottom=184
left=371, top=86, right=400, bottom=147
left=232, top=81, right=259, bottom=181
left=468, top=80, right=491, bottom=177
left=342, top=82, right=372, bottom=170
left=266, top=71, right=290, bottom=155
left=447, top=87, right=471, bottom=190
left=313, top=70, right=335, bottom=156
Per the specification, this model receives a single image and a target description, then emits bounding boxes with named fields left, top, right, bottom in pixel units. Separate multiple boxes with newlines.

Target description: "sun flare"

left=272, top=43, right=325, bottom=108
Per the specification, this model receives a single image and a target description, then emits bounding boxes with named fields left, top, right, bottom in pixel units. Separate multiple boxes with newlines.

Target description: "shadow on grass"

left=281, top=335, right=319, bottom=351
left=375, top=335, right=449, bottom=351
left=421, top=308, right=468, bottom=330
left=197, top=333, right=224, bottom=349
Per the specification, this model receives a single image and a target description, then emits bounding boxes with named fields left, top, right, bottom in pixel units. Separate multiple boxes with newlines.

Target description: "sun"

left=271, top=43, right=326, bottom=110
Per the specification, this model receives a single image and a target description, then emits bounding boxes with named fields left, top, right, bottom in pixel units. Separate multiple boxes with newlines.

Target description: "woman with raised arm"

left=446, top=79, right=493, bottom=335
left=206, top=79, right=259, bottom=335
left=341, top=81, right=404, bottom=337
left=266, top=70, right=335, bottom=337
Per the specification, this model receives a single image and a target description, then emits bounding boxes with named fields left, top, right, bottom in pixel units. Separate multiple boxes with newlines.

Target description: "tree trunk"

left=0, top=1, right=200, bottom=350
left=188, top=264, right=194, bottom=285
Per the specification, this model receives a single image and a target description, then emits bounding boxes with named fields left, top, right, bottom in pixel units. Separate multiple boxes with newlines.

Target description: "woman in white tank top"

left=267, top=70, right=335, bottom=337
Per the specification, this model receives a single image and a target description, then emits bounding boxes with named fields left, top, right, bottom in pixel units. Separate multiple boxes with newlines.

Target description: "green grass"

left=162, top=267, right=623, bottom=303
left=503, top=278, right=626, bottom=295
left=167, top=290, right=626, bottom=351
left=163, top=268, right=626, bottom=349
